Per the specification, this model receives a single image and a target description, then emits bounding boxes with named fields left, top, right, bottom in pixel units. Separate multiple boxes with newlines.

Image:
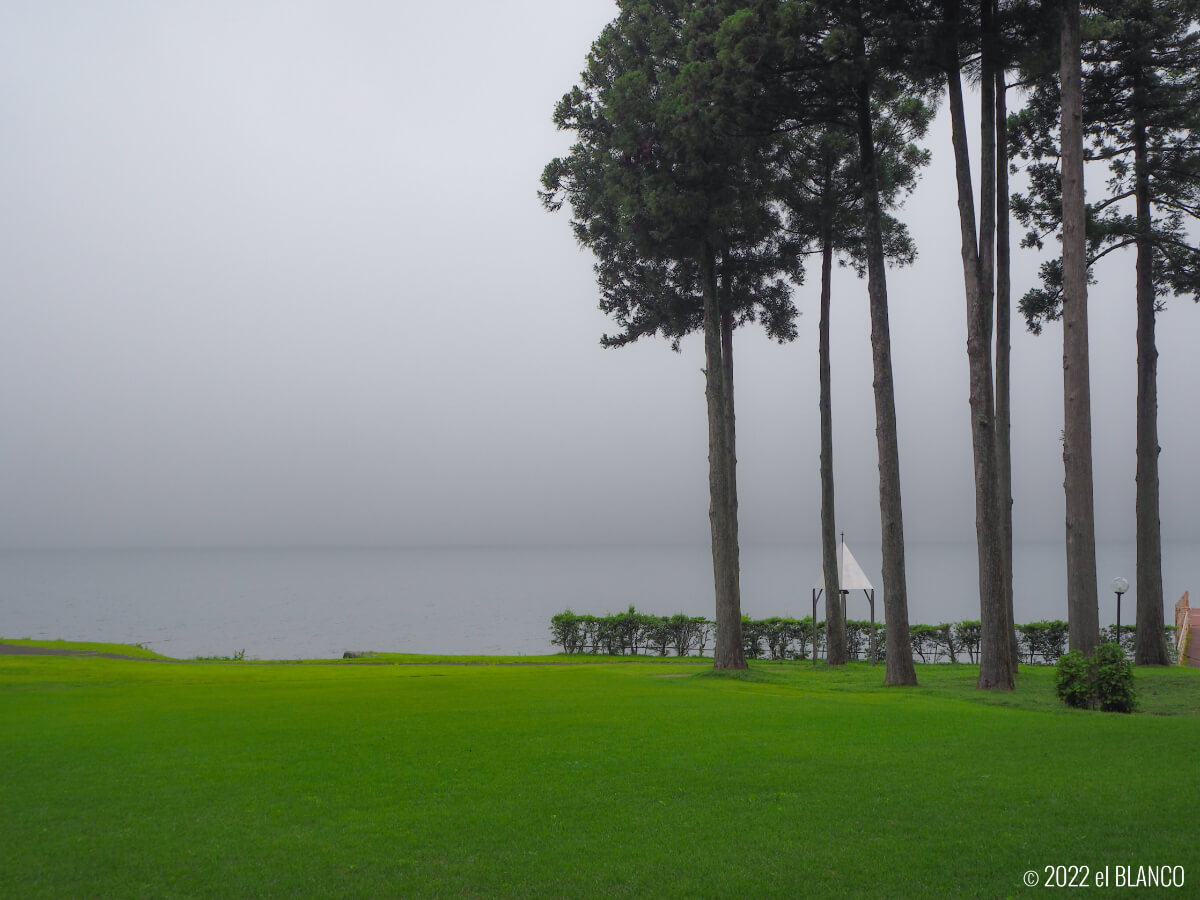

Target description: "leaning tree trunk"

left=854, top=51, right=916, bottom=686
left=995, top=66, right=1020, bottom=671
left=818, top=182, right=847, bottom=666
left=946, top=62, right=1012, bottom=690
left=1131, top=94, right=1169, bottom=665
left=1060, top=0, right=1101, bottom=654
left=703, top=245, right=746, bottom=670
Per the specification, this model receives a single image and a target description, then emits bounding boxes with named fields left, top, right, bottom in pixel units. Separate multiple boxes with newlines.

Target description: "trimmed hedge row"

left=549, top=609, right=713, bottom=657
left=549, top=609, right=1177, bottom=664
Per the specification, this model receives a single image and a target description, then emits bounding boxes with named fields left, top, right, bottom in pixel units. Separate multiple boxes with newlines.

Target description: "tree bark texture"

left=994, top=67, right=1020, bottom=671
left=703, top=246, right=746, bottom=670
left=721, top=306, right=741, bottom=562
left=946, top=66, right=1012, bottom=690
left=819, top=196, right=847, bottom=665
left=1131, top=98, right=1169, bottom=665
left=978, top=0, right=996, bottom=323
left=1060, top=0, right=1101, bottom=654
left=855, top=64, right=916, bottom=686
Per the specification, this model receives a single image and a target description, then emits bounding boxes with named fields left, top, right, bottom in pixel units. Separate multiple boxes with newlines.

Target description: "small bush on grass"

left=1055, top=651, right=1095, bottom=709
left=1055, top=644, right=1137, bottom=712
left=1094, top=643, right=1137, bottom=712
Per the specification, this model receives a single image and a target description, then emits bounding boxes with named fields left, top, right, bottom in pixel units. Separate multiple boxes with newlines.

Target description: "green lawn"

left=1, top=645, right=1196, bottom=899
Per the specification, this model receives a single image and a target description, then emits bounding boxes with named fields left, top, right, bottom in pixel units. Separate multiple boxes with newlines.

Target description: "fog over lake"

left=0, top=2, right=1196, bottom=649
left=3, top=542, right=1192, bottom=659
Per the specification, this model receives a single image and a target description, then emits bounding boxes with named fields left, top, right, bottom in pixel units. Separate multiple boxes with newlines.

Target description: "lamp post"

left=1111, top=576, right=1129, bottom=650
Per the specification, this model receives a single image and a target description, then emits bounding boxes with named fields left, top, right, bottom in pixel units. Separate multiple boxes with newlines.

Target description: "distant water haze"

left=2, top=543, right=1191, bottom=659
left=1, top=2, right=1198, bottom=556
left=0, top=3, right=1195, bottom=659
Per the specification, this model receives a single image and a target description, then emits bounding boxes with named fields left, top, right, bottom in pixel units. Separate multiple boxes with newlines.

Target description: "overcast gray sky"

left=1, top=0, right=1197, bottom=549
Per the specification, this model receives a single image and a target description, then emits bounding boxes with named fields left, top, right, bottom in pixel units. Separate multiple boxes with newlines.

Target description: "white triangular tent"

left=811, top=537, right=878, bottom=664
left=811, top=541, right=873, bottom=592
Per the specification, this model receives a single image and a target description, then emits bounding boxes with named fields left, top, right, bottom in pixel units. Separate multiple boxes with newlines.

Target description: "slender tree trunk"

left=853, top=33, right=916, bottom=686
left=703, top=244, right=746, bottom=670
left=721, top=306, right=741, bottom=564
left=1131, top=94, right=1169, bottom=665
left=819, top=172, right=846, bottom=665
left=979, top=0, right=996, bottom=327
left=946, top=64, right=1012, bottom=690
left=995, top=67, right=1020, bottom=671
left=977, top=3, right=1013, bottom=687
left=1060, top=0, right=1101, bottom=654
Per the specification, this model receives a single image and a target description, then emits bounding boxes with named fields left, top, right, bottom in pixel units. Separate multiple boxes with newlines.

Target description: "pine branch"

left=1085, top=236, right=1138, bottom=267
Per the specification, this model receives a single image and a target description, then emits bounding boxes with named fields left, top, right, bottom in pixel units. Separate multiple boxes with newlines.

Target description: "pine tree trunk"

left=1131, top=97, right=1169, bottom=666
left=976, top=9, right=1013, bottom=686
left=946, top=65, right=1012, bottom=690
left=854, top=45, right=916, bottom=686
left=979, top=0, right=996, bottom=330
left=819, top=185, right=846, bottom=665
left=703, top=245, right=746, bottom=670
left=722, top=306, right=741, bottom=565
left=1060, top=0, right=1101, bottom=654
left=994, top=67, right=1020, bottom=671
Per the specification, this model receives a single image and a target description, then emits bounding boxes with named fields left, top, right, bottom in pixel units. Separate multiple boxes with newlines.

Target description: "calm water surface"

left=1, top=543, right=1193, bottom=659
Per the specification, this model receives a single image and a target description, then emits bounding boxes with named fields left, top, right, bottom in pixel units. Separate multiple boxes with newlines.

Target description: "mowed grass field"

left=1, top=644, right=1196, bottom=900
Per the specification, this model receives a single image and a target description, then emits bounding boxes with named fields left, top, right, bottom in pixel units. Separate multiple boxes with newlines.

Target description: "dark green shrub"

left=1093, top=642, right=1137, bottom=713
left=1055, top=650, right=1095, bottom=709
left=1055, top=646, right=1137, bottom=713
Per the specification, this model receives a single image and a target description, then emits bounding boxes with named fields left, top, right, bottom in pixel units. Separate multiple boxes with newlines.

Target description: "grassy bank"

left=1, top=644, right=1196, bottom=899
left=0, top=637, right=172, bottom=659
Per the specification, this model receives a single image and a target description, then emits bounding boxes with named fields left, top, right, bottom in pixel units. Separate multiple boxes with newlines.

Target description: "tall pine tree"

left=541, top=0, right=797, bottom=669
left=1011, top=0, right=1200, bottom=661
left=776, top=125, right=925, bottom=666
left=715, top=0, right=933, bottom=684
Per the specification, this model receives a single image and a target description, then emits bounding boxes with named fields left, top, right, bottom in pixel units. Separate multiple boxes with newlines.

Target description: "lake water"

left=1, top=542, right=1193, bottom=659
